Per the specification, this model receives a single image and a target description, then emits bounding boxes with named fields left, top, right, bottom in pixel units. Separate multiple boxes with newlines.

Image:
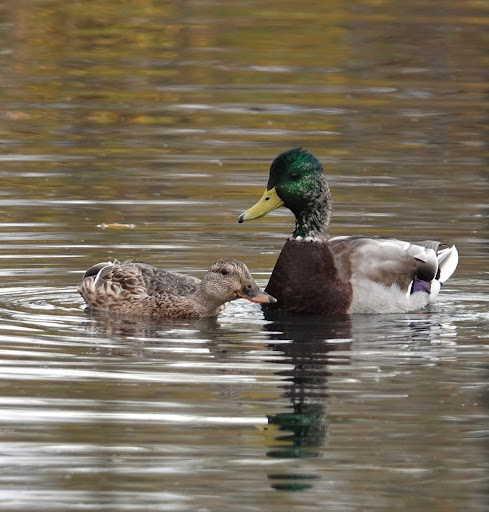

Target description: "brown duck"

left=78, top=258, right=276, bottom=319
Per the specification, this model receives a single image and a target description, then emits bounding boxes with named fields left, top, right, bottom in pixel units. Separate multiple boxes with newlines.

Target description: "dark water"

left=0, top=1, right=488, bottom=511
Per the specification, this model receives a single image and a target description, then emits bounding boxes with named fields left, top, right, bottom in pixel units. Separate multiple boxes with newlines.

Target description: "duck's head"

left=202, top=258, right=276, bottom=305
left=238, top=148, right=332, bottom=239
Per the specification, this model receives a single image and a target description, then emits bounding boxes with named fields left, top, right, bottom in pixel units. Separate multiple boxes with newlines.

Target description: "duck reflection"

left=82, top=306, right=220, bottom=338
left=78, top=299, right=460, bottom=495
left=262, top=308, right=352, bottom=491
left=81, top=305, right=353, bottom=492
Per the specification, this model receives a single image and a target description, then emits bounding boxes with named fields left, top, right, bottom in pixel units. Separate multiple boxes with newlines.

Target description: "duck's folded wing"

left=78, top=262, right=148, bottom=309
left=123, top=260, right=200, bottom=296
left=416, top=241, right=458, bottom=284
left=93, top=263, right=148, bottom=300
left=329, top=237, right=439, bottom=293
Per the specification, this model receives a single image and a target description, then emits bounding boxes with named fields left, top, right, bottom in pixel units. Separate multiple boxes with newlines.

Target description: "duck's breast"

left=265, top=239, right=353, bottom=314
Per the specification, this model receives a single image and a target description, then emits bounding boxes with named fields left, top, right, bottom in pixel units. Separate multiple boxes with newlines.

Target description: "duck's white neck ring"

left=288, top=234, right=328, bottom=243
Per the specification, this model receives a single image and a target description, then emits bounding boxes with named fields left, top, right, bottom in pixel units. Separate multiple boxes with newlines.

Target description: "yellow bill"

left=238, top=187, right=284, bottom=223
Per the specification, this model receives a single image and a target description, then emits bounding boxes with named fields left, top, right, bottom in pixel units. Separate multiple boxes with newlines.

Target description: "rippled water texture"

left=0, top=1, right=488, bottom=511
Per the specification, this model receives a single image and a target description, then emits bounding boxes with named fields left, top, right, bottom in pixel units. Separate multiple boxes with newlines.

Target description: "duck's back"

left=122, top=260, right=200, bottom=296
left=78, top=260, right=201, bottom=317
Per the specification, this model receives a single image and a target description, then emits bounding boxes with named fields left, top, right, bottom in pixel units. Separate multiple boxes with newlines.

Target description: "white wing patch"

left=438, top=246, right=459, bottom=283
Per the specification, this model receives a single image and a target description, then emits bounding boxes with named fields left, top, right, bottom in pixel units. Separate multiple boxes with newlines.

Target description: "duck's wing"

left=123, top=260, right=200, bottom=296
left=78, top=260, right=200, bottom=307
left=78, top=262, right=148, bottom=310
left=416, top=241, right=458, bottom=284
left=329, top=236, right=458, bottom=293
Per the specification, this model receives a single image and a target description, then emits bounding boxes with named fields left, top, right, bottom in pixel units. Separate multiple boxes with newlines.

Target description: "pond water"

left=0, top=0, right=488, bottom=511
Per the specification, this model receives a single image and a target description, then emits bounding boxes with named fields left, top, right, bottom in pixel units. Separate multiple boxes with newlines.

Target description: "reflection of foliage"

left=0, top=0, right=486, bottom=274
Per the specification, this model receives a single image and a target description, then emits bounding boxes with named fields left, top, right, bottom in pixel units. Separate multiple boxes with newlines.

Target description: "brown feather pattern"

left=78, top=258, right=274, bottom=319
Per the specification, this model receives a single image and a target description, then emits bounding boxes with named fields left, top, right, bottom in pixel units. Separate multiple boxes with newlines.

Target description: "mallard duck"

left=78, top=258, right=276, bottom=319
left=238, top=148, right=458, bottom=314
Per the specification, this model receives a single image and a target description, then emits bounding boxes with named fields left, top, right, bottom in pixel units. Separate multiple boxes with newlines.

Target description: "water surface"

left=0, top=1, right=488, bottom=511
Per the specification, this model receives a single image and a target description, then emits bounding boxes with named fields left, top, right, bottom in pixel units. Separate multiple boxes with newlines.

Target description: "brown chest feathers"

left=265, top=239, right=352, bottom=314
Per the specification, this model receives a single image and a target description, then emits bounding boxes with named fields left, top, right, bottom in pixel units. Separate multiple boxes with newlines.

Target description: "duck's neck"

left=193, top=286, right=225, bottom=316
left=291, top=178, right=332, bottom=240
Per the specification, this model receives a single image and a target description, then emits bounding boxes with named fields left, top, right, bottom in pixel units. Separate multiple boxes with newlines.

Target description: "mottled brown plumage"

left=78, top=258, right=276, bottom=319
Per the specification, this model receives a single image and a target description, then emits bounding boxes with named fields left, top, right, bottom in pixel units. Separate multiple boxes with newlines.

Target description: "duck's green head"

left=238, top=148, right=332, bottom=238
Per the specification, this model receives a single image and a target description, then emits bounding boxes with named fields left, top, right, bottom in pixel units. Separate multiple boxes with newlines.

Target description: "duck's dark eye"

left=290, top=172, right=299, bottom=181
left=220, top=269, right=229, bottom=276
